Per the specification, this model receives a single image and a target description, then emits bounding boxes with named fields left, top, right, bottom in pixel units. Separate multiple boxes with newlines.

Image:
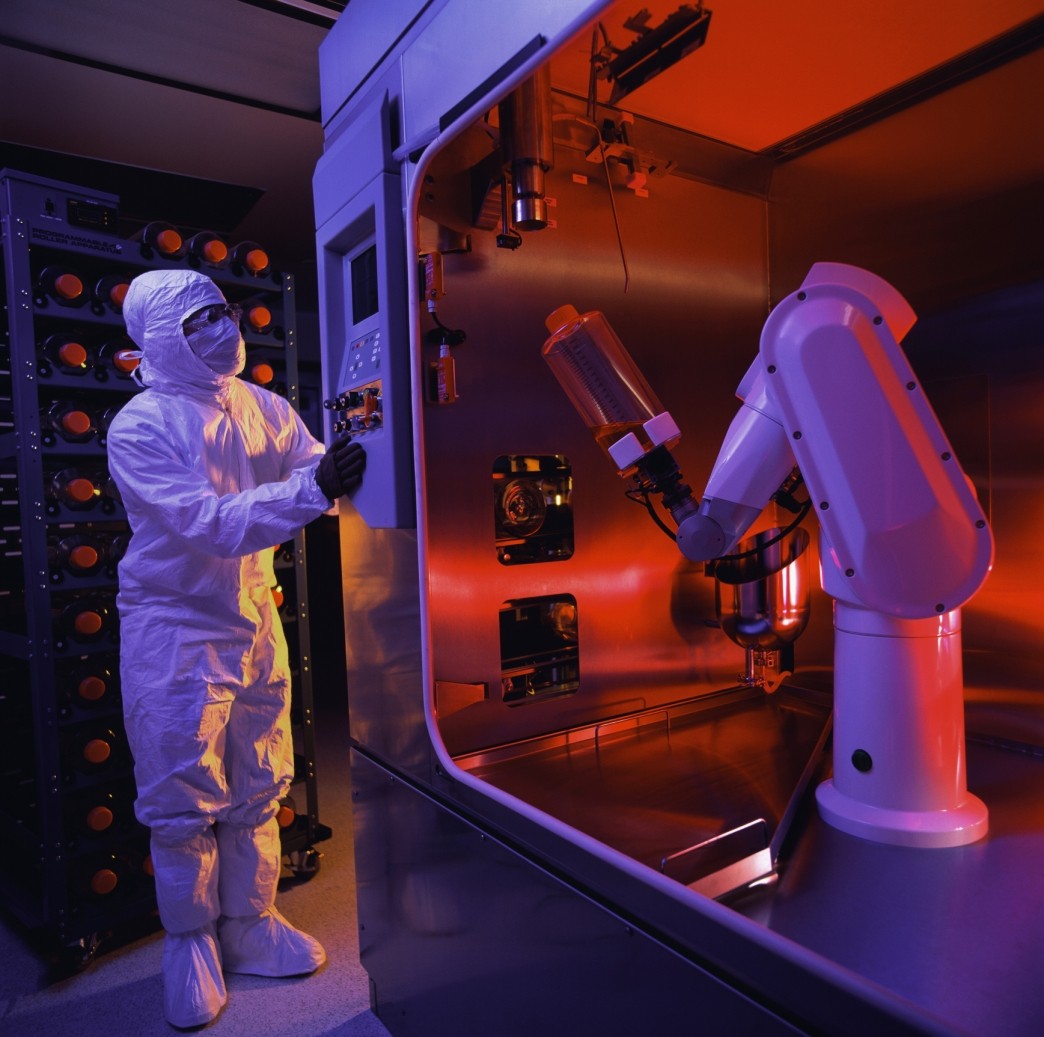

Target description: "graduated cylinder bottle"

left=54, top=595, right=114, bottom=645
left=541, top=305, right=674, bottom=471
left=92, top=273, right=132, bottom=314
left=243, top=300, right=274, bottom=334
left=61, top=658, right=119, bottom=714
left=247, top=361, right=275, bottom=387
left=72, top=852, right=123, bottom=900
left=97, top=337, right=140, bottom=379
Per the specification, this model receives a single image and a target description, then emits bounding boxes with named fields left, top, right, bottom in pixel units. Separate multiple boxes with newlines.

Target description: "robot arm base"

left=816, top=603, right=988, bottom=847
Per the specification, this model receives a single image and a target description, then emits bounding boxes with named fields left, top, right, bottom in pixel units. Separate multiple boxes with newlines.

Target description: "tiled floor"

left=0, top=689, right=392, bottom=1037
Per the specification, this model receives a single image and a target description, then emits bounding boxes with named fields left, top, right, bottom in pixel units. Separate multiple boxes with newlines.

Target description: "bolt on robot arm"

left=544, top=263, right=994, bottom=848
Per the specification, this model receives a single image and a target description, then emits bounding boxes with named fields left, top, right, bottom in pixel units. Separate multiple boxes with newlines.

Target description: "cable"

left=551, top=112, right=631, bottom=292
left=625, top=471, right=814, bottom=559
left=718, top=497, right=813, bottom=562
left=625, top=487, right=678, bottom=543
left=427, top=308, right=466, bottom=346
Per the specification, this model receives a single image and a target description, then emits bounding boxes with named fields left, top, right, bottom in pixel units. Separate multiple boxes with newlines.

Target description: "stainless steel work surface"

left=459, top=685, right=832, bottom=887
left=460, top=688, right=1044, bottom=1034
left=727, top=710, right=1044, bottom=1037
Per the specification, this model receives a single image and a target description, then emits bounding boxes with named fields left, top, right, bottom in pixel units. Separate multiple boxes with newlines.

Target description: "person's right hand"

left=315, top=437, right=366, bottom=499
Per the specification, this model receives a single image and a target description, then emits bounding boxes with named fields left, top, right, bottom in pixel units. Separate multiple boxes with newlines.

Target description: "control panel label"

left=30, top=226, right=123, bottom=256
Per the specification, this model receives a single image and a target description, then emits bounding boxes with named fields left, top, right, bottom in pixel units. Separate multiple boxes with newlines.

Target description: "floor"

left=0, top=685, right=393, bottom=1037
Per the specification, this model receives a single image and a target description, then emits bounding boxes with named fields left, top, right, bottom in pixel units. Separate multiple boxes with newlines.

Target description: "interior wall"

left=767, top=47, right=1044, bottom=307
left=418, top=115, right=814, bottom=757
left=768, top=47, right=1044, bottom=694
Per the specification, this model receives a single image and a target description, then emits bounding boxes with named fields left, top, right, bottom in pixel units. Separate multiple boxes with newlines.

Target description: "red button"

left=82, top=736, right=111, bottom=765
left=53, top=273, right=84, bottom=300
left=90, top=868, right=118, bottom=896
left=61, top=410, right=92, bottom=436
left=66, top=478, right=97, bottom=504
left=113, top=349, right=140, bottom=373
left=251, top=363, right=275, bottom=385
left=86, top=806, right=114, bottom=832
left=156, top=229, right=183, bottom=255
left=245, top=248, right=269, bottom=273
left=247, top=305, right=272, bottom=330
left=73, top=610, right=104, bottom=637
left=202, top=240, right=228, bottom=264
left=57, top=341, right=88, bottom=368
left=78, top=675, right=107, bottom=702
left=69, top=545, right=100, bottom=570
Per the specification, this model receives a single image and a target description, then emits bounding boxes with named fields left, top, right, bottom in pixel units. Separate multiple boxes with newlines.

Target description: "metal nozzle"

left=713, top=527, right=811, bottom=652
left=499, top=64, right=553, bottom=232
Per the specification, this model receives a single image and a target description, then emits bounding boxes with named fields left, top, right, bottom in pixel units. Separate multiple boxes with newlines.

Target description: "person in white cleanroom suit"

left=106, top=269, right=365, bottom=1029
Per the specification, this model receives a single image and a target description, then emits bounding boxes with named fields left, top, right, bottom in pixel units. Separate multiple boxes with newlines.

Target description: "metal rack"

left=0, top=168, right=326, bottom=966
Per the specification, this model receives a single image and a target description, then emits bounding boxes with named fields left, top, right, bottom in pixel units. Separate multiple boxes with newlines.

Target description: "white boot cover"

left=151, top=829, right=224, bottom=1028
left=220, top=906, right=326, bottom=977
left=162, top=922, right=227, bottom=1029
left=217, top=818, right=325, bottom=976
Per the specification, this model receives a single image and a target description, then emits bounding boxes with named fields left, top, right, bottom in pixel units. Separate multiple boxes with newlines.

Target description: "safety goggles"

left=182, top=302, right=243, bottom=336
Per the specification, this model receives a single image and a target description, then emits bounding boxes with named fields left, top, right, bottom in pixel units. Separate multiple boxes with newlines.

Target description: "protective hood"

left=123, top=269, right=239, bottom=396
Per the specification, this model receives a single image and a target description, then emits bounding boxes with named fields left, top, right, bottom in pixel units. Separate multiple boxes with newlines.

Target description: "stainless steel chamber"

left=313, top=3, right=1044, bottom=1034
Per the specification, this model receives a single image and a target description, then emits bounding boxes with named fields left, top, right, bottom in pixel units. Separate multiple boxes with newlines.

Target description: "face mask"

left=187, top=318, right=246, bottom=376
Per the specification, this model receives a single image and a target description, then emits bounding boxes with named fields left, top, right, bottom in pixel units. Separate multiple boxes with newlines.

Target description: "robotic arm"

left=679, top=263, right=992, bottom=616
left=692, top=263, right=994, bottom=848
left=545, top=263, right=994, bottom=848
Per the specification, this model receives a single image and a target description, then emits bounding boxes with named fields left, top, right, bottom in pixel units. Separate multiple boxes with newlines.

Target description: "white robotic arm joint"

left=757, top=264, right=992, bottom=617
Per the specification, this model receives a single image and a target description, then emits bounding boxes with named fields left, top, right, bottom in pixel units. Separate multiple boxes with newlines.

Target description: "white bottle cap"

left=608, top=432, right=645, bottom=470
left=643, top=411, right=681, bottom=447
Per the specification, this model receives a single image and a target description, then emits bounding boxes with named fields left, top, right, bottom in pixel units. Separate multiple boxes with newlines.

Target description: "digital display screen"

left=67, top=198, right=118, bottom=231
left=350, top=244, right=378, bottom=324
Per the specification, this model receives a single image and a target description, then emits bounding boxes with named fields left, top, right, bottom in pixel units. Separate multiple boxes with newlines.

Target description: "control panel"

left=326, top=324, right=383, bottom=435
left=316, top=172, right=413, bottom=528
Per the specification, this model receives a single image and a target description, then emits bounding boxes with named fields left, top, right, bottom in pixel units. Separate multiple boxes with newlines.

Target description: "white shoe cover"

left=219, top=906, right=326, bottom=977
left=163, top=924, right=227, bottom=1029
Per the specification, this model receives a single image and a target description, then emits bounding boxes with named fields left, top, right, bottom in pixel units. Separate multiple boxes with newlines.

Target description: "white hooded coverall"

left=106, top=269, right=331, bottom=1026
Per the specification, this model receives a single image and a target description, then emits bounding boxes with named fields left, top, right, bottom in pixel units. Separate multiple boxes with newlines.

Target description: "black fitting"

left=634, top=445, right=694, bottom=515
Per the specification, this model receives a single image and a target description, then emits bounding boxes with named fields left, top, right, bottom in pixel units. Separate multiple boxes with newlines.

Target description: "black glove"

left=316, top=436, right=366, bottom=500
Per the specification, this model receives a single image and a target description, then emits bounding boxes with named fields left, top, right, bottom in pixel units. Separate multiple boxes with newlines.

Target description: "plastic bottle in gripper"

left=541, top=305, right=675, bottom=471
